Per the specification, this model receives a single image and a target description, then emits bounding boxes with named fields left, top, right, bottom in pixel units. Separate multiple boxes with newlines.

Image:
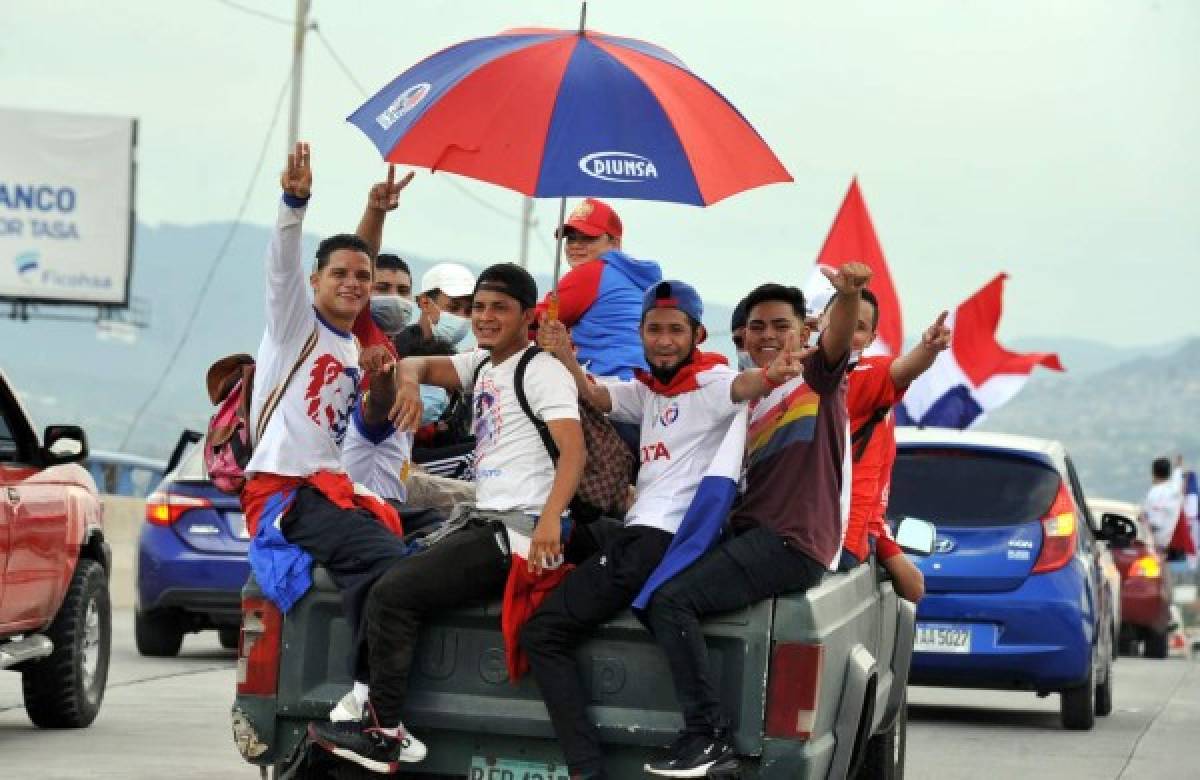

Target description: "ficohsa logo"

left=376, top=82, right=432, bottom=130
left=15, top=251, right=39, bottom=279
left=579, top=151, right=659, bottom=183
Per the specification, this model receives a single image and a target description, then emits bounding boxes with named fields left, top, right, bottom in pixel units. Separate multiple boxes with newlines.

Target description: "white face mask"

left=432, top=310, right=471, bottom=346
left=370, top=295, right=415, bottom=336
left=736, top=350, right=755, bottom=371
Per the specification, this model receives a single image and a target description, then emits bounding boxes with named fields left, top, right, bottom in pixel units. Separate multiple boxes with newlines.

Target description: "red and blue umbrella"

left=347, top=26, right=792, bottom=207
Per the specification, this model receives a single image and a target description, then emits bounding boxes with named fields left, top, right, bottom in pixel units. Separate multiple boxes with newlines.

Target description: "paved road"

left=907, top=653, right=1200, bottom=780
left=2, top=609, right=1198, bottom=778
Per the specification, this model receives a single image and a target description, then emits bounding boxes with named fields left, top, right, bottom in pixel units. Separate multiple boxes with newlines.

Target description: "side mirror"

left=895, top=517, right=936, bottom=557
left=42, top=425, right=88, bottom=465
left=1100, top=512, right=1137, bottom=547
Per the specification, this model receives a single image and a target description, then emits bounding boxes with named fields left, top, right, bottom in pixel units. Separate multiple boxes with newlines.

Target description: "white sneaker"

left=328, top=690, right=362, bottom=723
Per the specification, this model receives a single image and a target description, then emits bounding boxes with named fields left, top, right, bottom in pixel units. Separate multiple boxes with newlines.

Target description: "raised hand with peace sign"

left=280, top=141, right=312, bottom=199
left=366, top=164, right=415, bottom=213
left=764, top=330, right=815, bottom=387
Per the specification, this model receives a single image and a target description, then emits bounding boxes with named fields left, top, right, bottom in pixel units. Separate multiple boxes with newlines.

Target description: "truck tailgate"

left=277, top=567, right=774, bottom=769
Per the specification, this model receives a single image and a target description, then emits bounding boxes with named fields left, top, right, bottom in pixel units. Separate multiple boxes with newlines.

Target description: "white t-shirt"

left=607, top=364, right=739, bottom=534
left=451, top=346, right=579, bottom=513
left=247, top=199, right=362, bottom=478
left=1143, top=468, right=1184, bottom=550
left=342, top=405, right=412, bottom=502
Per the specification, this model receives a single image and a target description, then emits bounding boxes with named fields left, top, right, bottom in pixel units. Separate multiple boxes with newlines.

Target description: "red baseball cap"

left=556, top=198, right=623, bottom=239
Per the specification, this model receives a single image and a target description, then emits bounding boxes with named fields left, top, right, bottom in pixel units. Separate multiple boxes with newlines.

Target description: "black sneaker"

left=644, top=730, right=739, bottom=778
left=308, top=708, right=427, bottom=774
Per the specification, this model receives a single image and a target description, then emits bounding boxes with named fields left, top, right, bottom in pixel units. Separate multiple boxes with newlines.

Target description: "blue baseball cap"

left=642, top=280, right=703, bottom=323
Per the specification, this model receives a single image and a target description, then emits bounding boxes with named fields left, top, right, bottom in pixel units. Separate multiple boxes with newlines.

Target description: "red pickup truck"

left=0, top=369, right=111, bottom=728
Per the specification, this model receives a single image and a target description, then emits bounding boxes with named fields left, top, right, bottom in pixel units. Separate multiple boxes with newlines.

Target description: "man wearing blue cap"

left=525, top=280, right=808, bottom=779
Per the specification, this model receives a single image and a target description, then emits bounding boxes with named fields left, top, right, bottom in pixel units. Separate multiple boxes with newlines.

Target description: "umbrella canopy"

left=348, top=27, right=791, bottom=206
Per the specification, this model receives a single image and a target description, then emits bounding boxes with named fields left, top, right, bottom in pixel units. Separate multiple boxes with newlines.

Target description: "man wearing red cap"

left=536, top=198, right=663, bottom=381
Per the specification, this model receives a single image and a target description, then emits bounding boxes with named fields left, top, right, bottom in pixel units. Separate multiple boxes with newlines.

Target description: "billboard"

left=0, top=107, right=136, bottom=306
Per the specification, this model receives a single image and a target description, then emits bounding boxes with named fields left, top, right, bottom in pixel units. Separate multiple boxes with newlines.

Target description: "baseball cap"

left=474, top=263, right=538, bottom=309
left=556, top=198, right=623, bottom=239
left=643, top=280, right=703, bottom=324
left=419, top=262, right=476, bottom=298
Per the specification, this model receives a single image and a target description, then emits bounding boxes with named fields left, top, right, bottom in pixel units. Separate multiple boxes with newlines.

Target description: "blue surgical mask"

left=432, top=310, right=471, bottom=346
left=736, top=350, right=755, bottom=371
left=369, top=295, right=415, bottom=336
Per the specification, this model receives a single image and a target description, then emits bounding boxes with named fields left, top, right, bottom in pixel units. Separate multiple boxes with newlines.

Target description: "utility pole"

left=517, top=197, right=534, bottom=268
left=287, top=0, right=311, bottom=148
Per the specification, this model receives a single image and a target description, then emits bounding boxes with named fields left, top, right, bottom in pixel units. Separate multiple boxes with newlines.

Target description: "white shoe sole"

left=643, top=755, right=739, bottom=778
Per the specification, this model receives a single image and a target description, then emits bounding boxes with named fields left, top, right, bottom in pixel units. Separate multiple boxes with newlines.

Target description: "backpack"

left=470, top=347, right=635, bottom=519
left=204, top=328, right=318, bottom=494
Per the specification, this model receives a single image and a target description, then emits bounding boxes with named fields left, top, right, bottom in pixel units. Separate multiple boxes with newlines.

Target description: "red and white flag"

left=897, top=273, right=1065, bottom=429
left=803, top=178, right=903, bottom=356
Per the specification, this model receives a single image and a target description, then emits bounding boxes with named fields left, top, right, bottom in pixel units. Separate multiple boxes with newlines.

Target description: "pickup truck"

left=232, top=519, right=933, bottom=779
left=0, top=369, right=111, bottom=728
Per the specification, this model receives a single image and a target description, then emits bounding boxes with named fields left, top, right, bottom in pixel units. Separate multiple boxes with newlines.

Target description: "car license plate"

left=469, top=756, right=570, bottom=780
left=227, top=512, right=250, bottom=540
left=914, top=623, right=972, bottom=653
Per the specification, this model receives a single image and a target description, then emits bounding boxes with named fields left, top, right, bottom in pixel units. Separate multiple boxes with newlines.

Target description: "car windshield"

left=0, top=412, right=14, bottom=462
left=888, top=448, right=1061, bottom=527
left=173, top=439, right=209, bottom=482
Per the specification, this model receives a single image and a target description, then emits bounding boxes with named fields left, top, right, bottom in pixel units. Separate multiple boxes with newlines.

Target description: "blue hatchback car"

left=890, top=429, right=1133, bottom=730
left=136, top=433, right=249, bottom=656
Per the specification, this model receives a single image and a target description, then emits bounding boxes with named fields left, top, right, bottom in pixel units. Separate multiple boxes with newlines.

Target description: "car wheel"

left=1117, top=632, right=1136, bottom=657
left=218, top=626, right=241, bottom=650
left=1145, top=630, right=1169, bottom=659
left=135, top=608, right=184, bottom=657
left=855, top=691, right=906, bottom=780
left=1095, top=653, right=1113, bottom=717
left=1061, top=663, right=1096, bottom=730
left=21, top=559, right=112, bottom=728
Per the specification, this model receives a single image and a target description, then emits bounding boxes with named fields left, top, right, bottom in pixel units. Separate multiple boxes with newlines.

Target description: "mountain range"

left=3, top=220, right=1191, bottom=504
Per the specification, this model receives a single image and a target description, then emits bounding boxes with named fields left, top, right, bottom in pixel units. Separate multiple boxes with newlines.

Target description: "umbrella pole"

left=552, top=196, right=567, bottom=294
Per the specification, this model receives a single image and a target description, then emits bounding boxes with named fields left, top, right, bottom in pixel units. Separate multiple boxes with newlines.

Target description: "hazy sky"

left=5, top=1, right=1197, bottom=347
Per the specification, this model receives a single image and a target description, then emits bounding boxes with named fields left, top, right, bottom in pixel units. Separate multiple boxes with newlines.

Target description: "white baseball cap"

left=419, top=262, right=476, bottom=298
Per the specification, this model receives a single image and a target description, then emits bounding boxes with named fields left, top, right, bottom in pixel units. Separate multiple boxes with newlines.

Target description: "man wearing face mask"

left=390, top=263, right=477, bottom=427
left=367, top=254, right=417, bottom=338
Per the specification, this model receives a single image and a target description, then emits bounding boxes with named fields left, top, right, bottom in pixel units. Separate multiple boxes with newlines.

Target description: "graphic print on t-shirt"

left=303, top=353, right=361, bottom=447
left=747, top=384, right=820, bottom=468
left=473, top=376, right=504, bottom=464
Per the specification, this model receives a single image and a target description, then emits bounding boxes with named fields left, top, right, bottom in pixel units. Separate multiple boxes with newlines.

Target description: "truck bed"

left=236, top=560, right=912, bottom=779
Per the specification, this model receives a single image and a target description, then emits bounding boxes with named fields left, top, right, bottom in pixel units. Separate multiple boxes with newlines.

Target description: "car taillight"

left=1032, top=484, right=1077, bottom=574
left=1130, top=555, right=1162, bottom=579
left=145, top=491, right=213, bottom=526
left=237, top=596, right=282, bottom=696
left=765, top=642, right=823, bottom=739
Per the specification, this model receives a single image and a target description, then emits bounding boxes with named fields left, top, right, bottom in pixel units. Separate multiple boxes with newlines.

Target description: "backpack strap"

left=513, top=347, right=560, bottom=463
left=254, top=326, right=319, bottom=445
left=850, top=405, right=891, bottom=463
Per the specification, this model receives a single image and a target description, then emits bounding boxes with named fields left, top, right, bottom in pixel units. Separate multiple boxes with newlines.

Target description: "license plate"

left=469, top=756, right=570, bottom=780
left=915, top=623, right=972, bottom=653
left=227, top=512, right=250, bottom=540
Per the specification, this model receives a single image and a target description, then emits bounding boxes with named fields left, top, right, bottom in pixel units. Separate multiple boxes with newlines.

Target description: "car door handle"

left=6, top=487, right=18, bottom=503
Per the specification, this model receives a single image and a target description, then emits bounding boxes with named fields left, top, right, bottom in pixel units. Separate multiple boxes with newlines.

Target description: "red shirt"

left=844, top=356, right=903, bottom=561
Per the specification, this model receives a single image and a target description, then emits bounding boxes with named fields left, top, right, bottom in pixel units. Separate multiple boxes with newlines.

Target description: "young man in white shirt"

left=240, top=144, right=417, bottom=757
left=1144, top=456, right=1184, bottom=553
left=523, top=280, right=806, bottom=780
left=309, top=263, right=585, bottom=774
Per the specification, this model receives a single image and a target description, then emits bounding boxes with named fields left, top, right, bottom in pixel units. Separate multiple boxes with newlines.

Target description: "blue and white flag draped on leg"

left=633, top=407, right=748, bottom=613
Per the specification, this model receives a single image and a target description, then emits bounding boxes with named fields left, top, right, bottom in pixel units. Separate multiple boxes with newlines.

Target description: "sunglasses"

left=562, top=230, right=604, bottom=243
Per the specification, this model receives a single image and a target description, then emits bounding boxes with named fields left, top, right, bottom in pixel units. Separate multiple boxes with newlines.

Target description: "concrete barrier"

left=101, top=495, right=145, bottom=610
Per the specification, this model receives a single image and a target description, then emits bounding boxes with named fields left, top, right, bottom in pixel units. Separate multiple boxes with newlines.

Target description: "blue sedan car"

left=890, top=429, right=1133, bottom=730
left=136, top=433, right=249, bottom=656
